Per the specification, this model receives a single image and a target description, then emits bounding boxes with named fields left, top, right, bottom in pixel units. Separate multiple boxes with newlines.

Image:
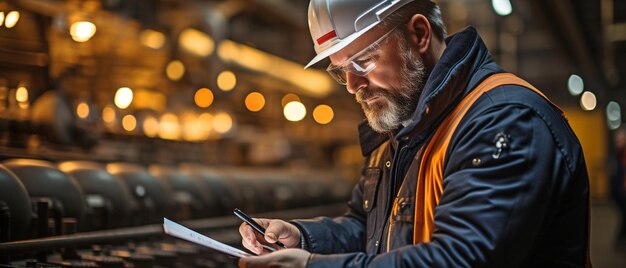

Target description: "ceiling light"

left=70, top=21, right=96, bottom=42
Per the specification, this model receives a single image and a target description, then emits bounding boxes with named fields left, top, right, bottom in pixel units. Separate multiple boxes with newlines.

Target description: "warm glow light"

left=568, top=74, right=584, bottom=96
left=182, top=112, right=206, bottom=141
left=218, top=39, right=334, bottom=98
left=194, top=88, right=214, bottom=108
left=492, top=0, right=513, bottom=16
left=0, top=12, right=5, bottom=27
left=4, top=11, right=19, bottom=28
left=114, top=87, right=133, bottom=109
left=179, top=28, right=214, bottom=57
left=313, top=104, right=334, bottom=124
left=76, top=102, right=90, bottom=119
left=139, top=29, right=166, bottom=49
left=281, top=93, right=300, bottom=107
left=15, top=86, right=28, bottom=103
left=70, top=21, right=96, bottom=42
left=217, top=71, right=237, bottom=91
left=213, top=112, right=233, bottom=134
left=198, top=112, right=213, bottom=139
left=122, top=115, right=137, bottom=131
left=102, top=106, right=116, bottom=123
left=166, top=60, right=185, bottom=81
left=143, top=116, right=159, bottom=137
left=283, top=101, right=306, bottom=122
left=245, top=92, right=265, bottom=112
left=580, top=91, right=597, bottom=111
left=133, top=89, right=166, bottom=111
left=159, top=113, right=181, bottom=140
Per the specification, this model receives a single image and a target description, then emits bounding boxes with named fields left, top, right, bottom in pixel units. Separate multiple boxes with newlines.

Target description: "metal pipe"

left=0, top=201, right=9, bottom=243
left=0, top=203, right=346, bottom=253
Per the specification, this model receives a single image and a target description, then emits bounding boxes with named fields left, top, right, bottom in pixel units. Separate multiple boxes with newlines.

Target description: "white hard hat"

left=305, top=0, right=415, bottom=68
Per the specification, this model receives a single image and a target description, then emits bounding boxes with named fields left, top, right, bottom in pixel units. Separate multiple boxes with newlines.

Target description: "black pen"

left=234, top=208, right=287, bottom=249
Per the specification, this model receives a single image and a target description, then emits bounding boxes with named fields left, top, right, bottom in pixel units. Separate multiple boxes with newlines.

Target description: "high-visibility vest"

left=409, top=73, right=565, bottom=244
left=385, top=72, right=590, bottom=266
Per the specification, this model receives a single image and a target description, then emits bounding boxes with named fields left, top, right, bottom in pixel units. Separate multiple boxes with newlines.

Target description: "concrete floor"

left=591, top=201, right=626, bottom=267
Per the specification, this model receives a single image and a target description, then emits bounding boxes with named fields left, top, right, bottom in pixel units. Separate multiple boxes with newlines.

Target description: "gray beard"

left=358, top=34, right=427, bottom=133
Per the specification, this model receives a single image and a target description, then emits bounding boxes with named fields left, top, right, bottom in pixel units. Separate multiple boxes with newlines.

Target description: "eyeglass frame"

left=326, top=26, right=399, bottom=85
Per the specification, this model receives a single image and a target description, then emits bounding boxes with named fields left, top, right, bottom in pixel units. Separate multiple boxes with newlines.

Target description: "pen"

left=234, top=208, right=287, bottom=249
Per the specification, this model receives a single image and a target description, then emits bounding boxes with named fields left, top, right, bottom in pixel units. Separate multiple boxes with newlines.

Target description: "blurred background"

left=0, top=0, right=624, bottom=267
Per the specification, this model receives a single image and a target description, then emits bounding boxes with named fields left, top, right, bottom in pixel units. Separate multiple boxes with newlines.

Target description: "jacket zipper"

left=381, top=141, right=407, bottom=252
left=383, top=140, right=428, bottom=252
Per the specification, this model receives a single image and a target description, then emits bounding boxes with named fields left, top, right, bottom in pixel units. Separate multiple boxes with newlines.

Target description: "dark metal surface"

left=0, top=203, right=346, bottom=253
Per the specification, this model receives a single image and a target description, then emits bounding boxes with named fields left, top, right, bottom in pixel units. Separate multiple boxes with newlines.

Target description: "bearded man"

left=239, top=0, right=591, bottom=267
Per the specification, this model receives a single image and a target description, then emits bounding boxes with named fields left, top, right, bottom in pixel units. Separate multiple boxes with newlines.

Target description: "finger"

left=239, top=223, right=255, bottom=244
left=264, top=219, right=288, bottom=243
left=242, top=238, right=263, bottom=255
left=238, top=253, right=272, bottom=268
left=241, top=225, right=262, bottom=245
left=252, top=218, right=272, bottom=228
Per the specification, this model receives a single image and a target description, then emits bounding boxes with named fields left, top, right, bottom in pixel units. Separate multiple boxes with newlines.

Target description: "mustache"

left=356, top=88, right=386, bottom=104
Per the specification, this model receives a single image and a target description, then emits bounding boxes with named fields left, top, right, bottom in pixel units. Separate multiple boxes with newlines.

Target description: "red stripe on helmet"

left=316, top=30, right=337, bottom=45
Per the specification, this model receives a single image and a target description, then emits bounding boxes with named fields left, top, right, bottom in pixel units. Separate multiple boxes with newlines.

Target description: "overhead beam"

left=15, top=0, right=64, bottom=17
left=527, top=0, right=607, bottom=95
left=247, top=0, right=308, bottom=30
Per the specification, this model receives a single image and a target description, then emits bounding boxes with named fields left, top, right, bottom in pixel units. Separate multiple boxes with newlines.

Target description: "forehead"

left=329, top=25, right=392, bottom=65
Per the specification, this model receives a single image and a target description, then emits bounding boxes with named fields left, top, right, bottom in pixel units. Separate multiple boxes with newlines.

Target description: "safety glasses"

left=326, top=27, right=397, bottom=85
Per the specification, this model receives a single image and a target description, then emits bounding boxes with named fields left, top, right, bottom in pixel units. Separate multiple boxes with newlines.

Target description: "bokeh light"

left=217, top=71, right=237, bottom=91
left=213, top=112, right=233, bottom=134
left=313, top=104, right=334, bottom=124
left=102, top=106, right=116, bottom=123
left=166, top=60, right=185, bottom=81
left=143, top=116, right=159, bottom=137
left=568, top=74, right=584, bottom=96
left=70, top=21, right=96, bottom=42
left=284, top=101, right=306, bottom=122
left=122, top=115, right=137, bottom=131
left=580, top=91, right=597, bottom=111
left=492, top=0, right=512, bottom=16
left=76, top=102, right=90, bottom=119
left=4, top=11, right=20, bottom=29
left=114, top=87, right=133, bottom=109
left=281, top=93, right=301, bottom=107
left=194, top=88, right=214, bottom=108
left=245, top=92, right=265, bottom=112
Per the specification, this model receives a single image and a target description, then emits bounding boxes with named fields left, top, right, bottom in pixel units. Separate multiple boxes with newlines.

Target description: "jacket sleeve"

left=304, top=103, right=584, bottom=267
left=291, top=164, right=369, bottom=254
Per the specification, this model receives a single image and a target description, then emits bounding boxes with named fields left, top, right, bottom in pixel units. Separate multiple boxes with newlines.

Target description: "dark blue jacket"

left=292, top=27, right=590, bottom=267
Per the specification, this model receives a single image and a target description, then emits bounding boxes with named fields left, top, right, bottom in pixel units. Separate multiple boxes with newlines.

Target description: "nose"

left=345, top=72, right=368, bottom=94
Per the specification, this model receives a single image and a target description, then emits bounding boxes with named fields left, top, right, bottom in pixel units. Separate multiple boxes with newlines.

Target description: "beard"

left=356, top=32, right=428, bottom=133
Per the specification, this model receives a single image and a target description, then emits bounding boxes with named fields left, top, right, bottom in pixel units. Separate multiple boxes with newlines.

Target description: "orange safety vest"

left=385, top=73, right=591, bottom=266
left=409, top=73, right=565, bottom=244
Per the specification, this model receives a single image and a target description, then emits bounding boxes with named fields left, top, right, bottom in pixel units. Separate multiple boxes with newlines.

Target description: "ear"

left=405, top=14, right=432, bottom=55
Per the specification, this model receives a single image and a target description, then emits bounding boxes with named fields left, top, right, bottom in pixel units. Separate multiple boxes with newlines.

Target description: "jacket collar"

left=358, top=26, right=504, bottom=156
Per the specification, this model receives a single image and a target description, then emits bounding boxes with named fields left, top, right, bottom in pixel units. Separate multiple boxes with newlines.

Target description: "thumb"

left=265, top=220, right=291, bottom=243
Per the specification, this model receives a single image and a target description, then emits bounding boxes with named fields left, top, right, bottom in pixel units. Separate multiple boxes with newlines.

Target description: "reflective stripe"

left=316, top=30, right=337, bottom=45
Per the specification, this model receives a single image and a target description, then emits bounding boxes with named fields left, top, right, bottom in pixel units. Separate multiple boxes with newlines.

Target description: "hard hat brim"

left=304, top=22, right=380, bottom=69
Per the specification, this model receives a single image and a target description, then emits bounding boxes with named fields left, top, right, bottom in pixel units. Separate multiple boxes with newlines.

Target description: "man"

left=239, top=0, right=591, bottom=267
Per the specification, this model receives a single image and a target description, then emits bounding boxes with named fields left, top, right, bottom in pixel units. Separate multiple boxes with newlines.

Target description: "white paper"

left=163, top=217, right=251, bottom=258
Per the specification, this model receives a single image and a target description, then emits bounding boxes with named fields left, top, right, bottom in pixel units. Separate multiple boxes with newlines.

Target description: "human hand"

left=239, top=218, right=301, bottom=255
left=239, top=248, right=311, bottom=268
